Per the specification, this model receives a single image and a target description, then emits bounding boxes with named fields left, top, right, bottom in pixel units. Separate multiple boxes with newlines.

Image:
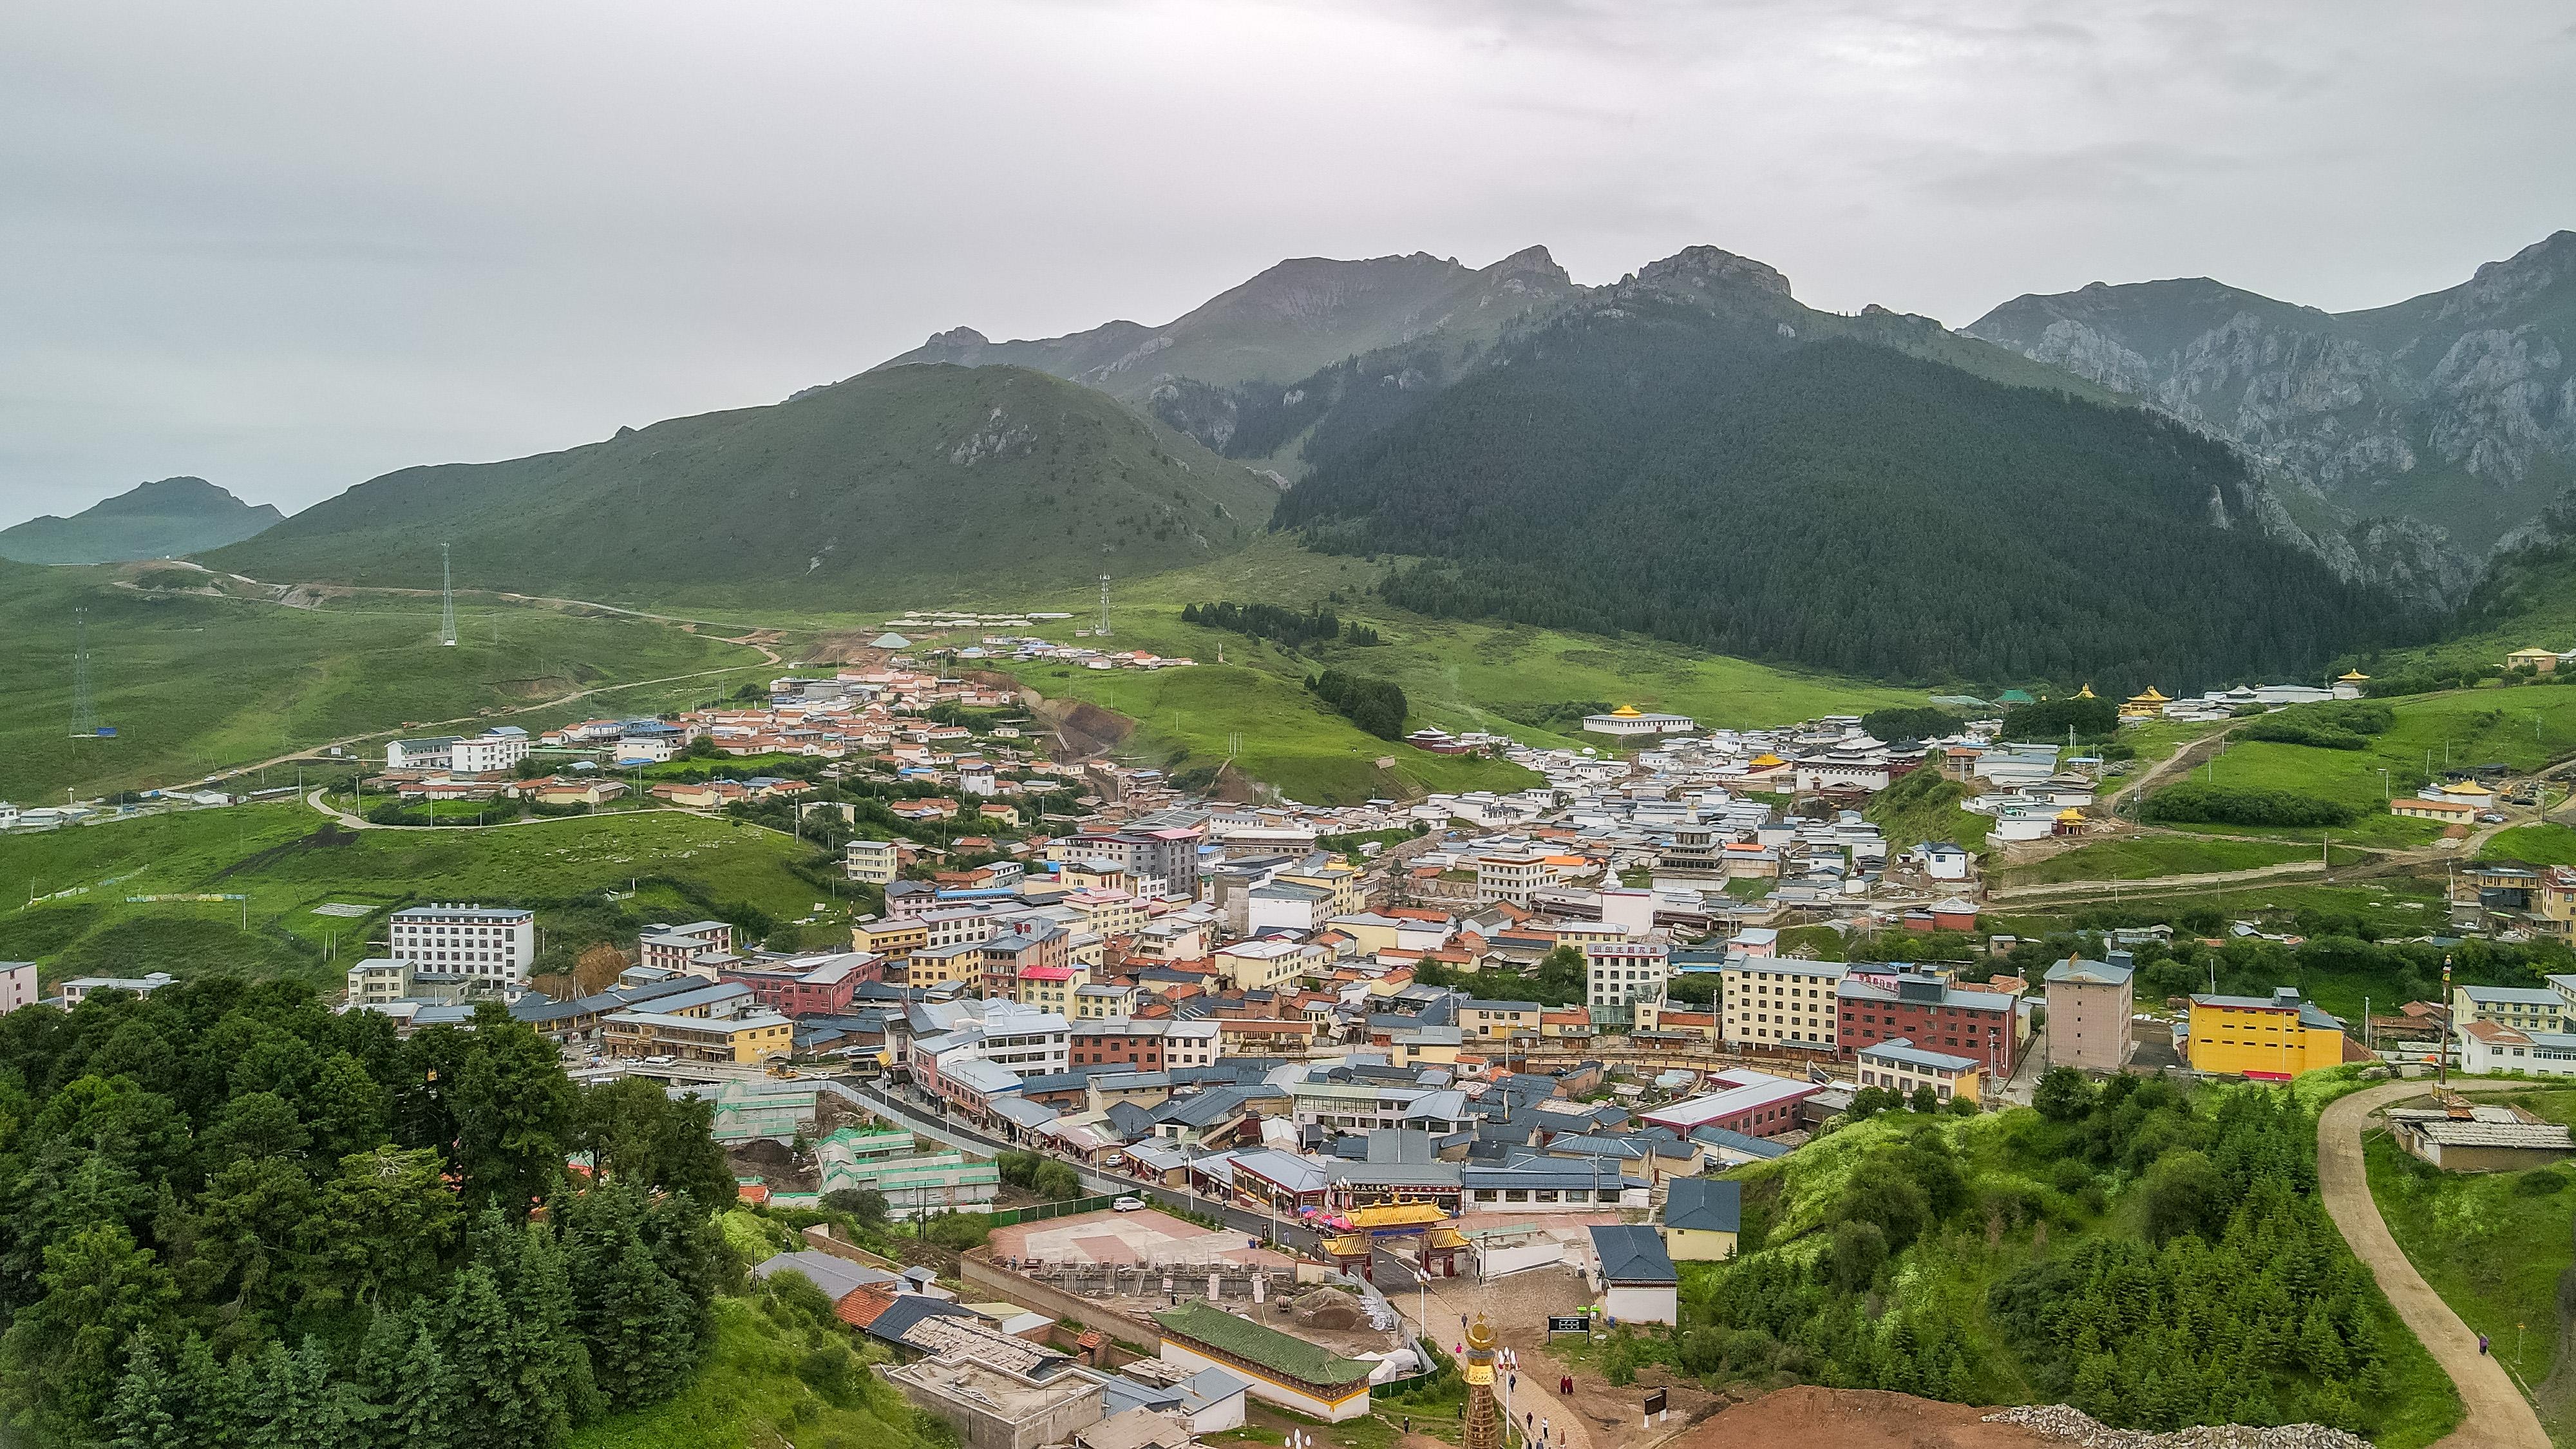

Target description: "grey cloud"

left=0, top=0, right=2569, bottom=527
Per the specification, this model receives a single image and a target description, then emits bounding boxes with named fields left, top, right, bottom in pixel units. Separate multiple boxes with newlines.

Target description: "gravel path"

left=2316, top=1079, right=2549, bottom=1449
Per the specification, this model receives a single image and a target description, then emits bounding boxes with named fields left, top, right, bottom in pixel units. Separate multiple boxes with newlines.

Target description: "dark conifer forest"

left=1276, top=303, right=2423, bottom=692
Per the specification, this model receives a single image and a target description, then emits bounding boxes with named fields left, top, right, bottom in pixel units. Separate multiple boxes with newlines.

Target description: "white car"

left=1113, top=1196, right=1146, bottom=1212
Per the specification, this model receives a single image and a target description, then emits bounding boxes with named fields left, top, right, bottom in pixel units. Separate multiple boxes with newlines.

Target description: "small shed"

left=1588, top=1224, right=1678, bottom=1325
left=2389, top=1107, right=2576, bottom=1172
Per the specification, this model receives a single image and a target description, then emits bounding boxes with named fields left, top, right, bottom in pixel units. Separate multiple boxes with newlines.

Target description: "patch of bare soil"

left=1037, top=699, right=1136, bottom=758
left=726, top=1139, right=816, bottom=1193
left=1665, top=1387, right=2051, bottom=1449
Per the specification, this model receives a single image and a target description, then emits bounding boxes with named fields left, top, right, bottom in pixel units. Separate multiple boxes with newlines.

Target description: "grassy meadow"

left=0, top=800, right=837, bottom=989
left=2137, top=687, right=2576, bottom=847
left=974, top=536, right=1913, bottom=803
left=0, top=560, right=772, bottom=804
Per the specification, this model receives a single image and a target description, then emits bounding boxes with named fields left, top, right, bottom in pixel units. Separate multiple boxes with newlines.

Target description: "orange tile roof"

left=835, top=1285, right=900, bottom=1329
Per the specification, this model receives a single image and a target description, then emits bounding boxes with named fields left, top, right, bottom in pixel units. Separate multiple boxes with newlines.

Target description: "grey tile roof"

left=1589, top=1224, right=1677, bottom=1284
left=1661, top=1178, right=1741, bottom=1234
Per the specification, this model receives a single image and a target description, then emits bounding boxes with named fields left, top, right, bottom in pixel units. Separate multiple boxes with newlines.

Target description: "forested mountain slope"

left=1277, top=256, right=2421, bottom=692
left=202, top=365, right=1279, bottom=607
left=0, top=477, right=281, bottom=564
left=1968, top=230, right=2576, bottom=576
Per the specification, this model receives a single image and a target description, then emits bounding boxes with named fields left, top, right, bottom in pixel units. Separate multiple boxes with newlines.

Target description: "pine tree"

left=105, top=1338, right=186, bottom=1449
left=381, top=1320, right=461, bottom=1449
left=589, top=1236, right=695, bottom=1408
left=440, top=1262, right=513, bottom=1446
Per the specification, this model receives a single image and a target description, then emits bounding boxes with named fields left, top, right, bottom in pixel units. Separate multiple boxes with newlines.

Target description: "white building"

left=1585, top=939, right=1670, bottom=1009
left=450, top=727, right=530, bottom=774
left=1476, top=849, right=1555, bottom=906
left=1722, top=957, right=1845, bottom=1048
left=343, top=958, right=412, bottom=1008
left=388, top=904, right=537, bottom=991
left=59, top=972, right=176, bottom=1008
left=846, top=838, right=901, bottom=885
left=386, top=736, right=456, bottom=770
left=2459, top=1019, right=2576, bottom=1077
left=1, top=961, right=39, bottom=1015
left=1581, top=706, right=1697, bottom=738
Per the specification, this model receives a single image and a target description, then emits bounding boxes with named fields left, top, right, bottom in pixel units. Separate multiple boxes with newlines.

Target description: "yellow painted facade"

left=2185, top=997, right=2346, bottom=1076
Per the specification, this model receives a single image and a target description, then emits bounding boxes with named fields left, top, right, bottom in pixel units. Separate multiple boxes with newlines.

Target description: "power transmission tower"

left=68, top=608, right=95, bottom=737
left=1096, top=574, right=1113, bottom=637
left=439, top=543, right=458, bottom=646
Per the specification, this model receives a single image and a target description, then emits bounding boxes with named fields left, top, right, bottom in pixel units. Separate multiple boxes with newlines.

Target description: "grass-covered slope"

left=204, top=365, right=1281, bottom=611
left=990, top=545, right=1911, bottom=803
left=1278, top=275, right=2419, bottom=693
left=0, top=800, right=835, bottom=990
left=0, top=476, right=282, bottom=564
left=0, top=560, right=770, bottom=804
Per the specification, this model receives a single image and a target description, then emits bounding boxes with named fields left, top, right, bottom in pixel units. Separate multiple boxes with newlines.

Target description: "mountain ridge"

left=1967, top=229, right=2576, bottom=587
left=200, top=365, right=1280, bottom=608
left=0, top=476, right=283, bottom=564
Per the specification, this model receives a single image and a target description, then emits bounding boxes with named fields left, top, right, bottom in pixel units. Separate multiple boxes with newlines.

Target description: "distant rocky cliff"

left=1969, top=231, right=2576, bottom=605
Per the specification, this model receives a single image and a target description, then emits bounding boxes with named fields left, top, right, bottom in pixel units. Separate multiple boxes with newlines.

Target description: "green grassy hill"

left=203, top=365, right=1281, bottom=611
left=0, top=475, right=282, bottom=564
left=0, top=559, right=770, bottom=804
left=0, top=800, right=837, bottom=990
left=2135, top=688, right=2576, bottom=846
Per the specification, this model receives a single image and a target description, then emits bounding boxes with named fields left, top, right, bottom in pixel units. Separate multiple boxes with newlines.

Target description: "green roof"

left=1152, top=1302, right=1376, bottom=1388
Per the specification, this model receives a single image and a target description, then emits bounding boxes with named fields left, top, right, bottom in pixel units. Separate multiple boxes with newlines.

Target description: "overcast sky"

left=3, top=0, right=2570, bottom=528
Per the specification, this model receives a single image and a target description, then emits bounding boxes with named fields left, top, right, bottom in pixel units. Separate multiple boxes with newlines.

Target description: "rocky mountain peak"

left=1627, top=245, right=1793, bottom=300
left=1480, top=245, right=1571, bottom=287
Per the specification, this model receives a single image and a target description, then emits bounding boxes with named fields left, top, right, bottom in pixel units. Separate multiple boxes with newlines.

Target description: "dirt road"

left=2317, top=1080, right=2548, bottom=1449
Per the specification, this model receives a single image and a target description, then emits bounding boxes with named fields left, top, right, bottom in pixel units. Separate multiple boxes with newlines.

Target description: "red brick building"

left=1837, top=967, right=2020, bottom=1077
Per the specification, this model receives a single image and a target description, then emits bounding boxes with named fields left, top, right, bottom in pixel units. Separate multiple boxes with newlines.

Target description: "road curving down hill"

left=2317, top=1079, right=2549, bottom=1449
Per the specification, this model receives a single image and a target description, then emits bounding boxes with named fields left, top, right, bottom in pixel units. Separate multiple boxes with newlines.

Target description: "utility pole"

left=439, top=544, right=458, bottom=647
left=68, top=607, right=98, bottom=739
left=2438, top=954, right=2453, bottom=1096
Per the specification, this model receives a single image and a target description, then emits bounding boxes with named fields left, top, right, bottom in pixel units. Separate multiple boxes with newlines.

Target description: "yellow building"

left=1657, top=1179, right=1741, bottom=1262
left=899, top=941, right=985, bottom=989
left=2185, top=989, right=2347, bottom=1078
left=602, top=1007, right=793, bottom=1064
left=2119, top=687, right=2170, bottom=719
left=2506, top=648, right=2561, bottom=674
left=1278, top=862, right=1367, bottom=918
left=851, top=918, right=929, bottom=955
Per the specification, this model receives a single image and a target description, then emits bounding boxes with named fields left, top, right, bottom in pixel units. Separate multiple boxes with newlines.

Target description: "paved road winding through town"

left=2317, top=1079, right=2550, bottom=1449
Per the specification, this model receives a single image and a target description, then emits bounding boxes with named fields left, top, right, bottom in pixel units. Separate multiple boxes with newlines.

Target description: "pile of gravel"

left=1983, top=1405, right=2374, bottom=1449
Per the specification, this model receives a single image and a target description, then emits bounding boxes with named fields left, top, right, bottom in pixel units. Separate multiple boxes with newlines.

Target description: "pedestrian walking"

left=1560, top=1375, right=1573, bottom=1396
left=2480, top=1334, right=2492, bottom=1356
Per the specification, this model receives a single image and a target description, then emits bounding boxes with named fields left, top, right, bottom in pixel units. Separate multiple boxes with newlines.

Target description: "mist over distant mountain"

left=0, top=477, right=282, bottom=565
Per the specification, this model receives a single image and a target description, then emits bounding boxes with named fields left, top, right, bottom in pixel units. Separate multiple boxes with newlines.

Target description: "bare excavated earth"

left=1664, top=1388, right=2054, bottom=1449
